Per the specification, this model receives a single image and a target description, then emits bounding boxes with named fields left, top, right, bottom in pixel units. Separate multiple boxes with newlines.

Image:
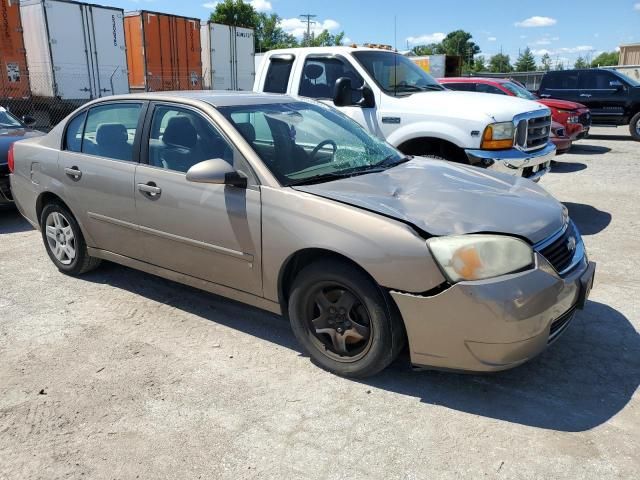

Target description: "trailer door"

left=85, top=5, right=128, bottom=97
left=209, top=23, right=232, bottom=90
left=234, top=27, right=255, bottom=91
left=44, top=0, right=93, bottom=99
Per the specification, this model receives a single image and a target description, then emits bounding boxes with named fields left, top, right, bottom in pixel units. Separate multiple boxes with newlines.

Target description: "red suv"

left=439, top=77, right=591, bottom=141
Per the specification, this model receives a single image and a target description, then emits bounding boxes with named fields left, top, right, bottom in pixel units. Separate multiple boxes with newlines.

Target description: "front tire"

left=288, top=260, right=405, bottom=378
left=40, top=202, right=101, bottom=276
left=630, top=112, right=640, bottom=141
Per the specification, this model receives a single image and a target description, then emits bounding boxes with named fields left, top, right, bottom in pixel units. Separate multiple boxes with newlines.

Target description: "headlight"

left=481, top=122, right=514, bottom=150
left=557, top=110, right=579, bottom=123
left=427, top=235, right=534, bottom=283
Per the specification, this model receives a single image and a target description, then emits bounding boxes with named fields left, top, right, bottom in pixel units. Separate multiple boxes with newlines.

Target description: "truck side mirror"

left=333, top=77, right=376, bottom=108
left=333, top=77, right=354, bottom=106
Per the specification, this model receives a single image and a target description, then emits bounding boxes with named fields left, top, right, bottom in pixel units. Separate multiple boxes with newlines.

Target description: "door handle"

left=580, top=93, right=592, bottom=98
left=539, top=94, right=551, bottom=98
left=137, top=182, right=162, bottom=198
left=64, top=166, right=82, bottom=180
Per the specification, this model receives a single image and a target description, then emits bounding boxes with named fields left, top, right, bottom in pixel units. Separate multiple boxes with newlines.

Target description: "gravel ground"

left=1, top=126, right=638, bottom=480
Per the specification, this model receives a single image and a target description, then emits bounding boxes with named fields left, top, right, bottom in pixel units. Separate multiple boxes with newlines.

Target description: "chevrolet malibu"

left=9, top=92, right=596, bottom=377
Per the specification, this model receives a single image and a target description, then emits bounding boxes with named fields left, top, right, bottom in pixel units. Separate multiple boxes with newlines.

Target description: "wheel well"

left=278, top=249, right=379, bottom=311
left=397, top=137, right=468, bottom=163
left=36, top=192, right=70, bottom=223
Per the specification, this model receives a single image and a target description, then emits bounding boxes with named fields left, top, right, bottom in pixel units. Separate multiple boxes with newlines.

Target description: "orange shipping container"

left=125, top=11, right=202, bottom=91
left=0, top=0, right=30, bottom=99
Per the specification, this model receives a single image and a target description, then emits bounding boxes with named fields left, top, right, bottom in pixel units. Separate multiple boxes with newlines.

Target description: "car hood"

left=538, top=98, right=587, bottom=110
left=400, top=90, right=549, bottom=122
left=0, top=128, right=43, bottom=165
left=293, top=158, right=565, bottom=244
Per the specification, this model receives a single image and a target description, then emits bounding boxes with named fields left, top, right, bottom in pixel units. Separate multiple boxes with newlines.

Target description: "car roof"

left=86, top=91, right=299, bottom=108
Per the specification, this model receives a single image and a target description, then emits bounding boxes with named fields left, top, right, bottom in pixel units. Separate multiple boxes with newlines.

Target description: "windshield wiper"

left=287, top=156, right=412, bottom=186
left=287, top=171, right=353, bottom=186
left=375, top=154, right=412, bottom=168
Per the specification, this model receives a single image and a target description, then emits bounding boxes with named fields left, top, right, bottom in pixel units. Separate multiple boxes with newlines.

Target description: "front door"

left=578, top=70, right=627, bottom=125
left=58, top=101, right=145, bottom=259
left=134, top=103, right=262, bottom=295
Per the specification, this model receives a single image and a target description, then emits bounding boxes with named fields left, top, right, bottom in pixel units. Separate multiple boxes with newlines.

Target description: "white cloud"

left=250, top=0, right=272, bottom=12
left=343, top=37, right=353, bottom=45
left=279, top=18, right=341, bottom=38
left=531, top=48, right=552, bottom=56
left=405, top=32, right=446, bottom=46
left=515, top=16, right=557, bottom=28
left=202, top=1, right=218, bottom=8
left=557, top=45, right=593, bottom=53
left=535, top=38, right=551, bottom=45
left=635, top=2, right=640, bottom=10
left=487, top=36, right=497, bottom=42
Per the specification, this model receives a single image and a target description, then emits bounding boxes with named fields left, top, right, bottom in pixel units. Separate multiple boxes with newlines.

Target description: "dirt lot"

left=1, top=126, right=638, bottom=480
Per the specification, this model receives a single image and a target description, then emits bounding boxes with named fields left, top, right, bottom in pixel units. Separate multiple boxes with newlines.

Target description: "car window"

left=81, top=104, right=142, bottom=161
left=442, top=82, right=476, bottom=92
left=543, top=72, right=579, bottom=90
left=476, top=83, right=507, bottom=95
left=147, top=105, right=235, bottom=174
left=579, top=70, right=616, bottom=89
left=299, top=58, right=364, bottom=102
left=64, top=112, right=87, bottom=152
left=0, top=109, right=22, bottom=128
left=264, top=58, right=294, bottom=94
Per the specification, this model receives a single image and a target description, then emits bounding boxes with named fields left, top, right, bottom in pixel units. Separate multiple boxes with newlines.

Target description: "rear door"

left=58, top=101, right=146, bottom=258
left=539, top=71, right=580, bottom=103
left=209, top=23, right=232, bottom=89
left=578, top=70, right=626, bottom=125
left=134, top=102, right=262, bottom=295
left=234, top=26, right=255, bottom=90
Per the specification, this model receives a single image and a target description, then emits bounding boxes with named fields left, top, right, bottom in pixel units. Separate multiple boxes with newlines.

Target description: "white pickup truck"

left=254, top=46, right=556, bottom=181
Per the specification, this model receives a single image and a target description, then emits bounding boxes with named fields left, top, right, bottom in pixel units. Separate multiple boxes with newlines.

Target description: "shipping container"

left=410, top=54, right=462, bottom=78
left=20, top=0, right=129, bottom=101
left=124, top=11, right=202, bottom=92
left=201, top=22, right=255, bottom=90
left=0, top=0, right=31, bottom=101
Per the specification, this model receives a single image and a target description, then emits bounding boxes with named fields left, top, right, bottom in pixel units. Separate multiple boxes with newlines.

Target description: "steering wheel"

left=309, top=139, right=338, bottom=162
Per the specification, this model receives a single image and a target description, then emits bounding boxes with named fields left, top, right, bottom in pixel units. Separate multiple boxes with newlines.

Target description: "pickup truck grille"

left=515, top=113, right=552, bottom=151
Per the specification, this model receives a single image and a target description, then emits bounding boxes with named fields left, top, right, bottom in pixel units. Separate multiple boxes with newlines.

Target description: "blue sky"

left=115, top=0, right=639, bottom=65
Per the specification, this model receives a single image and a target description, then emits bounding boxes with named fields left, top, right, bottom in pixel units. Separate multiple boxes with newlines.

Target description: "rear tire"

left=288, top=260, right=405, bottom=378
left=630, top=112, right=640, bottom=141
left=40, top=202, right=101, bottom=276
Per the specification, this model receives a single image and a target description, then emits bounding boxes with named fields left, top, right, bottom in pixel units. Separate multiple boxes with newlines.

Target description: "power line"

left=300, top=14, right=317, bottom=46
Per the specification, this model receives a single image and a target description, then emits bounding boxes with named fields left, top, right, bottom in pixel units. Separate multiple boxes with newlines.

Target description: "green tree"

left=304, top=30, right=346, bottom=47
left=488, top=53, right=512, bottom=73
left=209, top=0, right=257, bottom=28
left=590, top=51, right=619, bottom=67
left=540, top=53, right=552, bottom=71
left=440, top=30, right=481, bottom=66
left=514, top=47, right=536, bottom=72
left=470, top=55, right=487, bottom=73
left=574, top=56, right=589, bottom=69
left=555, top=61, right=565, bottom=71
left=254, top=13, right=298, bottom=52
left=411, top=44, right=440, bottom=56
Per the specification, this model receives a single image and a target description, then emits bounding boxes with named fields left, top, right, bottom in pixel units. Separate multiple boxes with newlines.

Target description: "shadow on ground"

left=564, top=202, right=612, bottom=235
left=569, top=144, right=611, bottom=155
left=551, top=161, right=587, bottom=173
left=0, top=208, right=33, bottom=234
left=585, top=134, right=631, bottom=142
left=81, top=263, right=638, bottom=433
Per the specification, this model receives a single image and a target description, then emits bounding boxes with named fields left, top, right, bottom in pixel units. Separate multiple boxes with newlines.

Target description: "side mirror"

left=186, top=159, right=247, bottom=188
left=21, top=115, right=36, bottom=127
left=333, top=77, right=376, bottom=108
left=609, top=80, right=624, bottom=91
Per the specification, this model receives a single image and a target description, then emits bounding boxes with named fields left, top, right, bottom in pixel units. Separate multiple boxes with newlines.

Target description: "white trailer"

left=20, top=0, right=129, bottom=101
left=201, top=22, right=255, bottom=91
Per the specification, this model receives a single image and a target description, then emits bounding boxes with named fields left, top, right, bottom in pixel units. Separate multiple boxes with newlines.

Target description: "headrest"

left=96, top=123, right=127, bottom=145
left=163, top=116, right=197, bottom=149
left=235, top=122, right=256, bottom=143
left=304, top=63, right=324, bottom=80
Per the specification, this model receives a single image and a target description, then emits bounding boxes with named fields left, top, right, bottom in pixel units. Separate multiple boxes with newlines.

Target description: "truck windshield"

left=219, top=101, right=406, bottom=186
left=611, top=70, right=640, bottom=87
left=0, top=109, right=23, bottom=128
left=502, top=81, right=538, bottom=100
left=352, top=51, right=445, bottom=95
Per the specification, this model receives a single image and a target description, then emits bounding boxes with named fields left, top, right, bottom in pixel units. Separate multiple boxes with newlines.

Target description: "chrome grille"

left=515, top=112, right=552, bottom=152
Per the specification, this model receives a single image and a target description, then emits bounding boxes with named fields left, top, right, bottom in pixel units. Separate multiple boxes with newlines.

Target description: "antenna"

left=300, top=14, right=317, bottom=47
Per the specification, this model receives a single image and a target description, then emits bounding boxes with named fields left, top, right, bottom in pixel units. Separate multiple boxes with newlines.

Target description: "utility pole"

left=300, top=14, right=317, bottom=47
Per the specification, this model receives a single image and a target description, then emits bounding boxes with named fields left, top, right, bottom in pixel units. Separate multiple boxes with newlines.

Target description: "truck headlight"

left=427, top=235, right=534, bottom=283
left=481, top=122, right=515, bottom=150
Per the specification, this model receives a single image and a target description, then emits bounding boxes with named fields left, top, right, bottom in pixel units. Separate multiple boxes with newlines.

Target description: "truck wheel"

left=630, top=112, right=640, bottom=141
left=288, top=260, right=405, bottom=378
left=40, top=202, right=101, bottom=276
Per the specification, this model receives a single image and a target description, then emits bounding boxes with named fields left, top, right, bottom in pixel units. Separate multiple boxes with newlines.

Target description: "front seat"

left=95, top=123, right=131, bottom=161
left=160, top=116, right=198, bottom=171
left=302, top=63, right=330, bottom=98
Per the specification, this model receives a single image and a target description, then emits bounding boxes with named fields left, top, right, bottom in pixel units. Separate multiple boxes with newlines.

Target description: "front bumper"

left=466, top=141, right=556, bottom=182
left=391, top=253, right=595, bottom=373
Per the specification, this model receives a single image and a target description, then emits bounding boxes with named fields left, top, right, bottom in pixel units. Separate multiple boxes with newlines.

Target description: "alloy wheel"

left=45, top=211, right=76, bottom=265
